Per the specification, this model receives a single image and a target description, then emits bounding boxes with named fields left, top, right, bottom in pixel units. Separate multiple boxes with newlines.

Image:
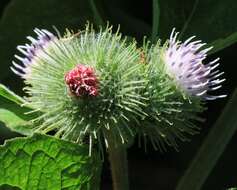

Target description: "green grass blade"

left=151, top=0, right=160, bottom=42
left=176, top=89, right=237, bottom=190
left=0, top=84, right=38, bottom=135
left=179, top=0, right=199, bottom=39
left=208, top=32, right=237, bottom=55
left=0, top=84, right=25, bottom=105
left=89, top=0, right=104, bottom=26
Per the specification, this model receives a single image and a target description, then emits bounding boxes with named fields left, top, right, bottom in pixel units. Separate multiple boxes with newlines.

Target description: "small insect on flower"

left=164, top=28, right=226, bottom=100
left=65, top=64, right=99, bottom=97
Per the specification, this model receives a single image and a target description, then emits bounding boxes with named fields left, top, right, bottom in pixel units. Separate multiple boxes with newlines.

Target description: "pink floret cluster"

left=65, top=64, right=99, bottom=97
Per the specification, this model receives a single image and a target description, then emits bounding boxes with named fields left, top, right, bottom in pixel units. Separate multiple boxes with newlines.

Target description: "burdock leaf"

left=0, top=134, right=101, bottom=190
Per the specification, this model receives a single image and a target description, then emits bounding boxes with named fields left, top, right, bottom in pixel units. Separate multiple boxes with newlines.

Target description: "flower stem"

left=104, top=130, right=129, bottom=190
left=107, top=144, right=129, bottom=190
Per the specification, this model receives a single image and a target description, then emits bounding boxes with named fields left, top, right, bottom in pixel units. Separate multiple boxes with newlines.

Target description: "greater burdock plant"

left=1, top=24, right=226, bottom=190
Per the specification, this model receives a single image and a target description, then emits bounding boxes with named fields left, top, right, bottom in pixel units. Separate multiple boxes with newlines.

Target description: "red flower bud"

left=65, top=64, right=99, bottom=97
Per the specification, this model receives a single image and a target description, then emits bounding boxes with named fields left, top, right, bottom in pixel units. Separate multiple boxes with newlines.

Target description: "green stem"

left=107, top=145, right=129, bottom=190
left=176, top=89, right=237, bottom=190
left=105, top=131, right=129, bottom=190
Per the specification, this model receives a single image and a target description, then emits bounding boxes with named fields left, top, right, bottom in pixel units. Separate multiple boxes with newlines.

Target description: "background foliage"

left=0, top=0, right=236, bottom=189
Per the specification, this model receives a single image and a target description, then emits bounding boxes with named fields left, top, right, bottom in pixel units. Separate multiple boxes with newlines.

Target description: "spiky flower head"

left=11, top=26, right=226, bottom=153
left=164, top=28, right=226, bottom=100
left=12, top=26, right=149, bottom=154
left=134, top=29, right=226, bottom=151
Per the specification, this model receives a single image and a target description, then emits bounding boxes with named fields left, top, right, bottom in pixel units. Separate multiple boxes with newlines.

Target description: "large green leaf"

left=158, top=0, right=237, bottom=52
left=0, top=0, right=100, bottom=81
left=0, top=134, right=101, bottom=190
left=0, top=84, right=36, bottom=135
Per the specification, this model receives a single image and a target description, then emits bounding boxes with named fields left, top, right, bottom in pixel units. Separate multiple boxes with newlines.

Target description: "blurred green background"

left=0, top=0, right=236, bottom=189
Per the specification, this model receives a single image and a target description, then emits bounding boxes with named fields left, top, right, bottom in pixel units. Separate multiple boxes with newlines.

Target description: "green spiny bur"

left=138, top=40, right=204, bottom=151
left=23, top=26, right=149, bottom=153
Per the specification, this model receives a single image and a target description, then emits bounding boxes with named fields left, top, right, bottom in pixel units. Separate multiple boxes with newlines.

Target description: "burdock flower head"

left=135, top=29, right=226, bottom=151
left=164, top=28, right=226, bottom=100
left=11, top=25, right=226, bottom=153
left=11, top=25, right=149, bottom=154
